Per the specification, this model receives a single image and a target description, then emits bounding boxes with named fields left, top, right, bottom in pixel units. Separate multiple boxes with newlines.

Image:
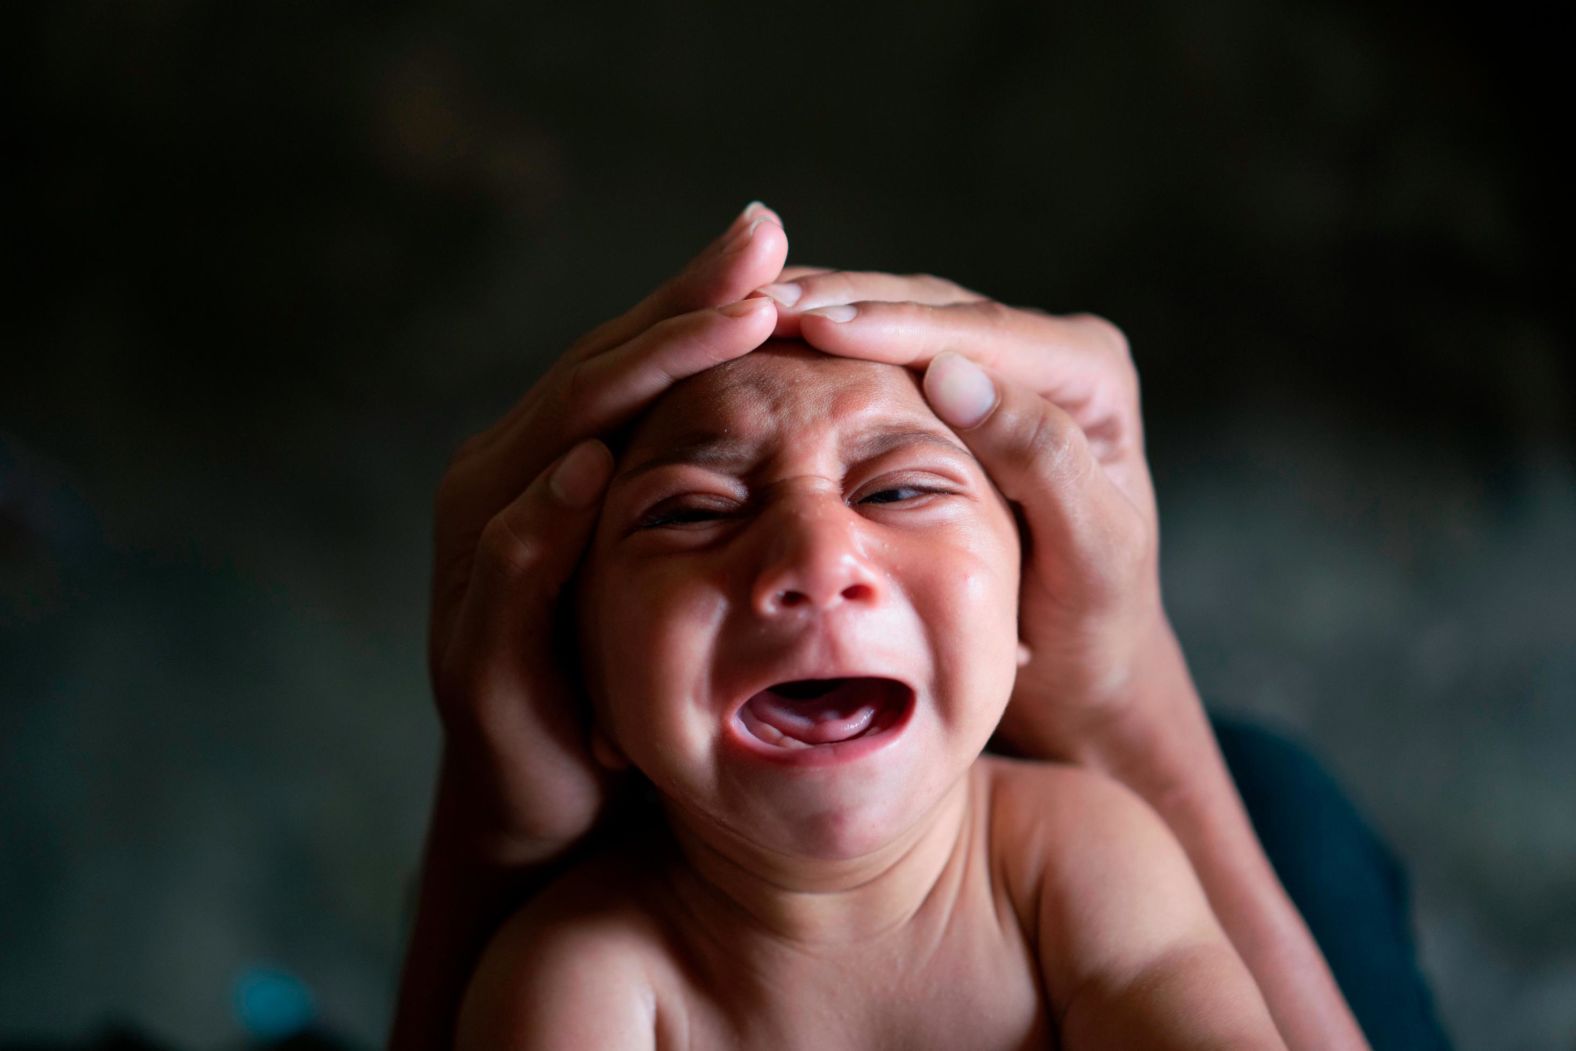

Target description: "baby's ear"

left=590, top=723, right=631, bottom=771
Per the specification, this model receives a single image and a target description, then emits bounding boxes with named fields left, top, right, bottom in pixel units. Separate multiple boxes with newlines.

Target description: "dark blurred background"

left=4, top=1, right=1572, bottom=1047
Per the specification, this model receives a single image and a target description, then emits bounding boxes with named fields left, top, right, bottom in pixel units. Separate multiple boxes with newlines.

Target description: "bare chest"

left=652, top=895, right=1051, bottom=1051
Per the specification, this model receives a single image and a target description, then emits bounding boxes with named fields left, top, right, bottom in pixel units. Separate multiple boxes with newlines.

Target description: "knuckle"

left=477, top=511, right=547, bottom=577
left=913, top=272, right=965, bottom=299
left=1015, top=402, right=1083, bottom=482
left=560, top=357, right=591, bottom=407
left=806, top=270, right=857, bottom=301
left=973, top=298, right=1017, bottom=332
left=555, top=362, right=603, bottom=433
left=1108, top=505, right=1153, bottom=568
left=1075, top=312, right=1133, bottom=362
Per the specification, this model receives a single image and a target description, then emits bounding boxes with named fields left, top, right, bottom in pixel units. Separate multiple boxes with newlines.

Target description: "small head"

left=574, top=342, right=1021, bottom=860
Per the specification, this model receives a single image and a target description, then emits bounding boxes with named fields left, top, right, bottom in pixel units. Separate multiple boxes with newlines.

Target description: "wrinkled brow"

left=616, top=422, right=972, bottom=482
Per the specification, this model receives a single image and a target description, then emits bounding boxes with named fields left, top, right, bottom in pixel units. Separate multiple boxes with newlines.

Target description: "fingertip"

left=741, top=215, right=790, bottom=268
left=717, top=296, right=776, bottom=320
left=804, top=304, right=857, bottom=323
left=723, top=201, right=779, bottom=240
left=923, top=353, right=998, bottom=430
left=743, top=200, right=782, bottom=226
left=770, top=310, right=804, bottom=340
left=684, top=218, right=788, bottom=307
left=796, top=304, right=862, bottom=353
left=756, top=282, right=803, bottom=308
left=696, top=203, right=785, bottom=273
left=549, top=439, right=614, bottom=509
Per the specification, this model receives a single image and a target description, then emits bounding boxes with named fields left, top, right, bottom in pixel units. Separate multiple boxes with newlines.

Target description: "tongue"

left=743, top=678, right=884, bottom=745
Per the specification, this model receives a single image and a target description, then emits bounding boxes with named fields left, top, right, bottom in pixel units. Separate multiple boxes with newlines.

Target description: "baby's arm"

left=455, top=884, right=658, bottom=1051
left=998, top=763, right=1286, bottom=1050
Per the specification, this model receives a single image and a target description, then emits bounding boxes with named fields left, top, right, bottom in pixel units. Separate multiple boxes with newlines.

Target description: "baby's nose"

left=750, top=502, right=882, bottom=618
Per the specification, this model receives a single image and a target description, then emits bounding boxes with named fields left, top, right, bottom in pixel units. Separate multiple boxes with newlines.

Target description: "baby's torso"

left=646, top=900, right=1050, bottom=1051
left=615, top=763, right=1053, bottom=1051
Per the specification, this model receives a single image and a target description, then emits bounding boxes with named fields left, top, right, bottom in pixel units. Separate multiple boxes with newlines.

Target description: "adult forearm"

left=388, top=848, right=493, bottom=1051
left=1045, top=623, right=1369, bottom=1051
left=388, top=763, right=566, bottom=1051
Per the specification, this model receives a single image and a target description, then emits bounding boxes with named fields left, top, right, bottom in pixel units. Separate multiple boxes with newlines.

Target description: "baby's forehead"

left=622, top=343, right=943, bottom=460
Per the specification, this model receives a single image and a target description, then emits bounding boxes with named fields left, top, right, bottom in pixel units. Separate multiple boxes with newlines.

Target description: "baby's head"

left=574, top=342, right=1021, bottom=860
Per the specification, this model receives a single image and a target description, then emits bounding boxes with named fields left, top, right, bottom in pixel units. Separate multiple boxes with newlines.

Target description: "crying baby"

left=456, top=341, right=1285, bottom=1050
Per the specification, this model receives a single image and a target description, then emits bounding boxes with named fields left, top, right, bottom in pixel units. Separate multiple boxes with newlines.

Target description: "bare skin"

left=461, top=761, right=1283, bottom=1051
left=392, top=205, right=788, bottom=1051
left=457, top=349, right=1284, bottom=1050
left=391, top=206, right=1366, bottom=1050
left=770, top=273, right=1366, bottom=1050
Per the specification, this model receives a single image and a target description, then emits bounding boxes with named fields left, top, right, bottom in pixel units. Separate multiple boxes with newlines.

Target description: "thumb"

left=440, top=439, right=613, bottom=744
left=922, top=353, right=1147, bottom=609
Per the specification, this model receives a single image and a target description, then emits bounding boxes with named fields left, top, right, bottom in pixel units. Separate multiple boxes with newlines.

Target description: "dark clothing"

left=1213, top=713, right=1454, bottom=1051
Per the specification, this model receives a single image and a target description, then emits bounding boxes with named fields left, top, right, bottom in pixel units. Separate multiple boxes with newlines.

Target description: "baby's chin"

left=664, top=769, right=967, bottom=868
left=651, top=710, right=1000, bottom=868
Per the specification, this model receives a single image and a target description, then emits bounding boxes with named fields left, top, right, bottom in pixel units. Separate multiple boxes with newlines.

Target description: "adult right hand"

left=426, top=203, right=786, bottom=865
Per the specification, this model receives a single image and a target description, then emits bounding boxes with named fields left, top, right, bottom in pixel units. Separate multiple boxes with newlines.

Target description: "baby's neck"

left=660, top=770, right=977, bottom=948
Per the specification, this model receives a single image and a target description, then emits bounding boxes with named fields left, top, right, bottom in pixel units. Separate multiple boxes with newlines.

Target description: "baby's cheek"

left=948, top=552, right=1022, bottom=687
left=602, top=572, right=725, bottom=695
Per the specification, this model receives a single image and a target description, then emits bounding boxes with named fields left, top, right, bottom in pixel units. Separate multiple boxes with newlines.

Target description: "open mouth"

left=737, top=677, right=913, bottom=750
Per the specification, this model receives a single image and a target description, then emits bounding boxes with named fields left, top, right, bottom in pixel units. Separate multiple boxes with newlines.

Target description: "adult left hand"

left=760, top=270, right=1170, bottom=759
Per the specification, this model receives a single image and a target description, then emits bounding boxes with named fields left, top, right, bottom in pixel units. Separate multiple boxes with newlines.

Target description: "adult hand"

left=760, top=271, right=1166, bottom=758
left=428, top=204, right=787, bottom=864
left=768, top=271, right=1370, bottom=1048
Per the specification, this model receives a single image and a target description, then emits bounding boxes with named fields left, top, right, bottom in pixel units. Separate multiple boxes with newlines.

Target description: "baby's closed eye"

left=636, top=494, right=744, bottom=530
left=636, top=481, right=959, bottom=531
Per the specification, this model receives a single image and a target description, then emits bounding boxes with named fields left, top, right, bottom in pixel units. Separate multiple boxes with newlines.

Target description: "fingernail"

left=718, top=297, right=770, bottom=319
left=550, top=440, right=613, bottom=509
left=758, top=282, right=802, bottom=307
left=726, top=201, right=765, bottom=232
left=924, top=353, right=997, bottom=429
left=725, top=215, right=771, bottom=253
left=805, top=304, right=857, bottom=323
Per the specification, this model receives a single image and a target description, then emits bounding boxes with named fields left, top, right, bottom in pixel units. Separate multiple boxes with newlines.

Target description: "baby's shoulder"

left=978, top=752, right=1162, bottom=842
left=975, top=754, right=1186, bottom=905
left=456, top=848, right=672, bottom=1049
left=976, top=754, right=1223, bottom=990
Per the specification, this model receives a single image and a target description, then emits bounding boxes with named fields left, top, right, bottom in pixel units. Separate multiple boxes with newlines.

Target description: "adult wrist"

left=1056, top=614, right=1223, bottom=807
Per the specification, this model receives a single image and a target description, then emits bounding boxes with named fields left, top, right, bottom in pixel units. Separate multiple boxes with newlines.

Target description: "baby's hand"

left=775, top=274, right=1174, bottom=758
left=428, top=205, right=786, bottom=865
